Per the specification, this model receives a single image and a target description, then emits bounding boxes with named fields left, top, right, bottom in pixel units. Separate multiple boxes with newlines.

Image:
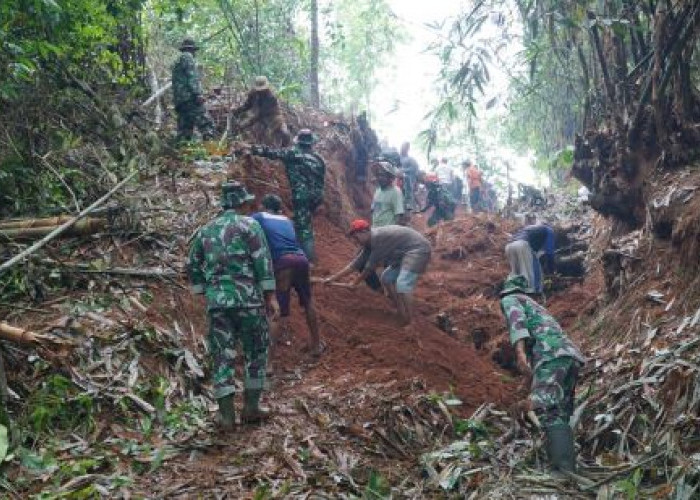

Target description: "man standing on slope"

left=371, top=161, right=407, bottom=227
left=171, top=38, right=215, bottom=143
left=505, top=221, right=556, bottom=293
left=251, top=194, right=322, bottom=358
left=324, top=220, right=431, bottom=326
left=399, top=142, right=420, bottom=211
left=187, top=182, right=275, bottom=428
left=243, top=129, right=326, bottom=263
left=464, top=160, right=483, bottom=212
left=499, top=274, right=585, bottom=472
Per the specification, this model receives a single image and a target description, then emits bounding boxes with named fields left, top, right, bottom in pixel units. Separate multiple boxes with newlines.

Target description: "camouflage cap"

left=295, top=128, right=315, bottom=146
left=500, top=275, right=531, bottom=296
left=221, top=181, right=255, bottom=208
left=179, top=38, right=199, bottom=51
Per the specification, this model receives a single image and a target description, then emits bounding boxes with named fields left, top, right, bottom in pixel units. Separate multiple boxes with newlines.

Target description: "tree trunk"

left=310, top=0, right=320, bottom=108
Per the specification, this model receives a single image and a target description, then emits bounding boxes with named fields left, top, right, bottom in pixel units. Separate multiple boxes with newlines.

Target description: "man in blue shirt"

left=252, top=194, right=322, bottom=358
left=504, top=221, right=556, bottom=293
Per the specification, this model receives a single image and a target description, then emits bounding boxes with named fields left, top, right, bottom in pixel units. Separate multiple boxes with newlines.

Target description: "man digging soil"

left=324, top=220, right=431, bottom=326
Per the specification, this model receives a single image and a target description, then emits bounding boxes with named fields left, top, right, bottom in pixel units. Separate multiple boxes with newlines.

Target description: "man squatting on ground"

left=187, top=182, right=274, bottom=429
left=499, top=275, right=586, bottom=472
left=243, top=129, right=326, bottom=264
left=324, top=220, right=431, bottom=326
left=505, top=221, right=556, bottom=293
left=252, top=194, right=321, bottom=357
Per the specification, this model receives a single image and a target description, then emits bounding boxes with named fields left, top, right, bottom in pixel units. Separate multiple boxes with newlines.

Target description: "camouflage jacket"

left=252, top=146, right=326, bottom=207
left=424, top=183, right=456, bottom=211
left=187, top=210, right=275, bottom=310
left=172, top=52, right=203, bottom=107
left=500, top=293, right=586, bottom=370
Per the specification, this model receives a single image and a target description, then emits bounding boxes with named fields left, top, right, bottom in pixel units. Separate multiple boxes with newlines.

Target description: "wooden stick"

left=0, top=169, right=138, bottom=275
left=0, top=218, right=106, bottom=241
left=309, top=277, right=355, bottom=288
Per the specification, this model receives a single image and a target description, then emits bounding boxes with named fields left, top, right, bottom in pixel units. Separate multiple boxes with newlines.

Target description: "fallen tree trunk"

left=0, top=218, right=106, bottom=241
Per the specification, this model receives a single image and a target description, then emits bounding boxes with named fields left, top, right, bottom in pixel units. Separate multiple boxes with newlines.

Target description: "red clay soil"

left=269, top=213, right=519, bottom=415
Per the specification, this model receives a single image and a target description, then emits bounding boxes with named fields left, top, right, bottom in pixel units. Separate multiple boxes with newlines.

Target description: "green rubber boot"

left=545, top=424, right=576, bottom=472
left=217, top=395, right=235, bottom=431
left=241, top=390, right=270, bottom=424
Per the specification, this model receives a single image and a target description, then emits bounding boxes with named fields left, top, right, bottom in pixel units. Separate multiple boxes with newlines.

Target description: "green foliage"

left=453, top=418, right=489, bottom=440
left=26, top=375, right=95, bottom=436
left=364, top=469, right=391, bottom=499
left=321, top=0, right=404, bottom=112
left=146, top=0, right=309, bottom=100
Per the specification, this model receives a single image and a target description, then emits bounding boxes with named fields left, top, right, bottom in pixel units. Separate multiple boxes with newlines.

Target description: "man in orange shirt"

left=464, top=159, right=483, bottom=212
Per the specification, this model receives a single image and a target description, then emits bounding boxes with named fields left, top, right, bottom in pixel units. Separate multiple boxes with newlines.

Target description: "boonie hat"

left=253, top=76, right=269, bottom=90
left=295, top=128, right=316, bottom=146
left=221, top=181, right=255, bottom=208
left=179, top=38, right=198, bottom=51
left=500, top=275, right=531, bottom=296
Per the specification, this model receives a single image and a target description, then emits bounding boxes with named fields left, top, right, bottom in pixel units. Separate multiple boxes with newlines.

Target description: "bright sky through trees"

left=374, top=0, right=542, bottom=186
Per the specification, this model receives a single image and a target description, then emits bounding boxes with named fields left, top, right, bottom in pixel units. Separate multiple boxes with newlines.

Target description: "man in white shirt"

left=435, top=157, right=454, bottom=186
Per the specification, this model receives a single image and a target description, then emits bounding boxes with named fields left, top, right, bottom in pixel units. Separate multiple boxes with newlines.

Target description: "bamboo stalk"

left=0, top=216, right=75, bottom=230
left=0, top=218, right=106, bottom=241
left=0, top=321, right=63, bottom=345
left=0, top=169, right=138, bottom=275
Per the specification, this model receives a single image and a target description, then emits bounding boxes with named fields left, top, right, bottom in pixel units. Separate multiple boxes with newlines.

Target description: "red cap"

left=348, top=219, right=371, bottom=235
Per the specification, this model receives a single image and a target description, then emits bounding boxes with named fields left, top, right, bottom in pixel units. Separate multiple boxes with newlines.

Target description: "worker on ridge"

left=505, top=218, right=556, bottom=293
left=399, top=142, right=420, bottom=211
left=464, top=159, right=483, bottom=212
left=324, top=220, right=431, bottom=326
left=499, top=274, right=585, bottom=473
left=171, top=38, right=216, bottom=143
left=251, top=194, right=322, bottom=358
left=231, top=76, right=291, bottom=147
left=187, top=182, right=275, bottom=428
left=419, top=172, right=456, bottom=226
left=241, top=129, right=326, bottom=263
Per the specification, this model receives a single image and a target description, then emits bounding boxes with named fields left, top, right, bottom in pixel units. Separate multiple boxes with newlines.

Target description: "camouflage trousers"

left=207, top=307, right=269, bottom=399
left=175, top=100, right=215, bottom=142
left=530, top=356, right=581, bottom=427
left=291, top=196, right=318, bottom=260
left=427, top=204, right=455, bottom=227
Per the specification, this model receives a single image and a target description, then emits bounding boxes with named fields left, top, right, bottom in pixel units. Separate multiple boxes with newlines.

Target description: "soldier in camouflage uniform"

left=499, top=275, right=586, bottom=472
left=419, top=172, right=456, bottom=227
left=187, top=181, right=276, bottom=429
left=171, top=38, right=215, bottom=143
left=242, top=129, right=326, bottom=263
